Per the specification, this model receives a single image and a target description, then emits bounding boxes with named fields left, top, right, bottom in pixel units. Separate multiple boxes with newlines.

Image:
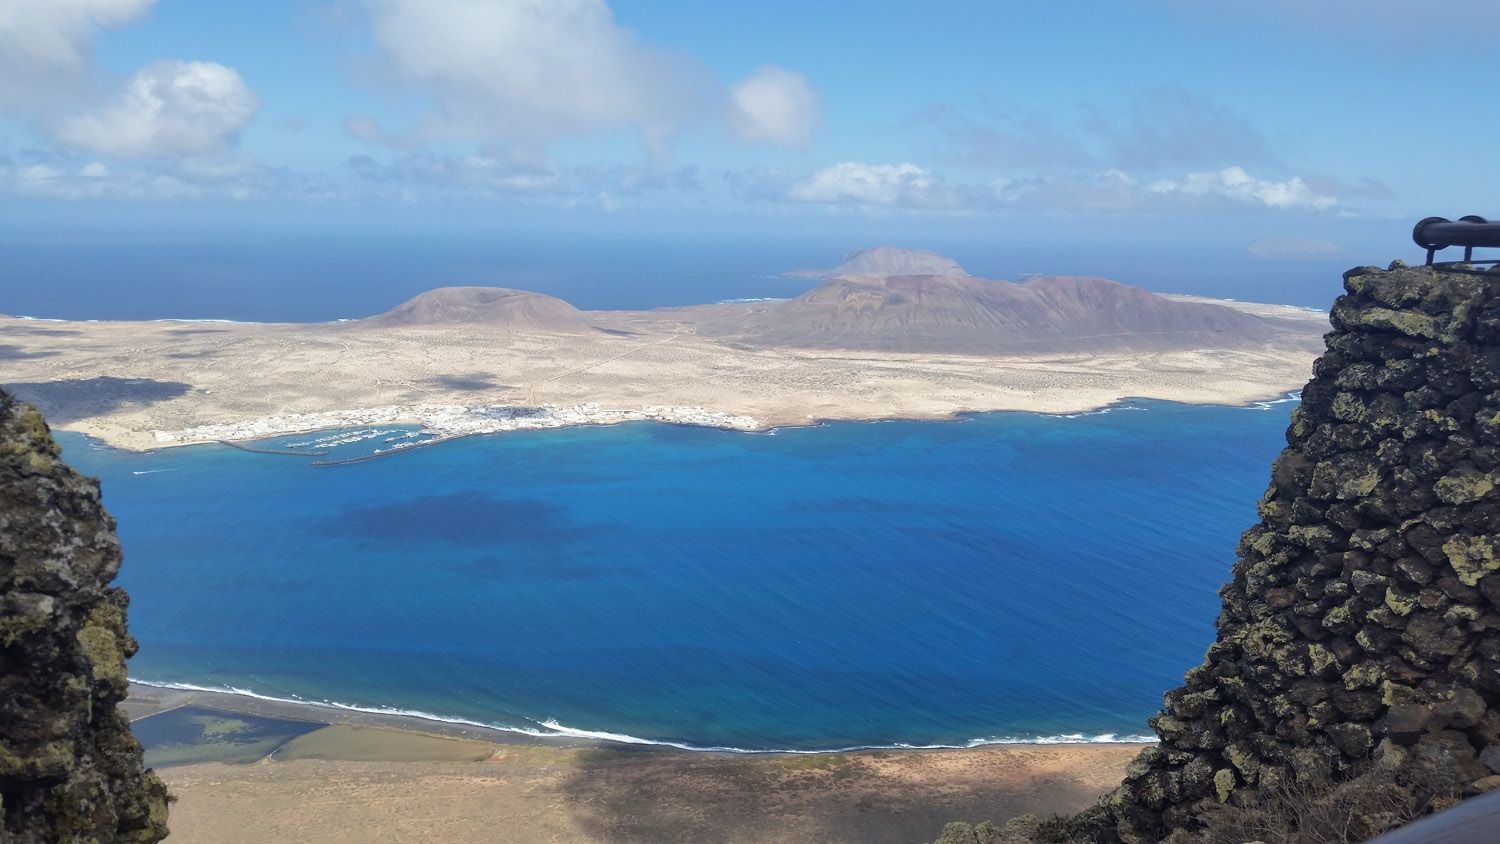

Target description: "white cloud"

left=0, top=0, right=155, bottom=110
left=3, top=160, right=198, bottom=200
left=349, top=152, right=564, bottom=194
left=56, top=60, right=260, bottom=158
left=786, top=162, right=965, bottom=209
left=909, top=91, right=1387, bottom=215
left=0, top=2, right=261, bottom=165
left=361, top=0, right=709, bottom=153
left=347, top=152, right=700, bottom=209
left=1093, top=89, right=1272, bottom=170
left=917, top=90, right=1270, bottom=172
left=991, top=169, right=1142, bottom=212
left=1147, top=166, right=1337, bottom=210
left=0, top=149, right=296, bottom=201
left=729, top=66, right=818, bottom=147
left=344, top=114, right=389, bottom=146
left=359, top=0, right=816, bottom=155
left=748, top=161, right=1346, bottom=214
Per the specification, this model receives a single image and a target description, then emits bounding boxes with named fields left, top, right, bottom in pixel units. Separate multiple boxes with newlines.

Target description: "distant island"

left=1, top=247, right=1326, bottom=452
left=363, top=286, right=594, bottom=332
left=782, top=245, right=971, bottom=279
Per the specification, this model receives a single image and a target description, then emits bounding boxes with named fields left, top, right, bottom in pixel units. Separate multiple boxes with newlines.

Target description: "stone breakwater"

left=1094, top=264, right=1500, bottom=841
left=0, top=389, right=169, bottom=842
left=151, top=402, right=761, bottom=447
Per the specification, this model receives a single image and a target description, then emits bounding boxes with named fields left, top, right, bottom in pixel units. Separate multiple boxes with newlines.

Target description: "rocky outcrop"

left=1097, top=263, right=1500, bottom=841
left=0, top=388, right=169, bottom=842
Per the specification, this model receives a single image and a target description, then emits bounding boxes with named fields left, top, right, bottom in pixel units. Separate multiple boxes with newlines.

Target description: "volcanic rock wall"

left=0, top=389, right=168, bottom=842
left=1101, top=263, right=1500, bottom=842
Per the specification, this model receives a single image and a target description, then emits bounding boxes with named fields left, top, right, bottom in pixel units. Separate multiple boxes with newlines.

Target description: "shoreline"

left=128, top=684, right=1148, bottom=843
left=127, top=681, right=1156, bottom=755
left=67, top=389, right=1304, bottom=457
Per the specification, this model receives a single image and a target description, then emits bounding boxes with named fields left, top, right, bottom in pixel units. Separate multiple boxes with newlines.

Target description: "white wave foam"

left=1243, top=391, right=1303, bottom=410
left=132, top=679, right=1153, bottom=753
left=153, top=318, right=262, bottom=325
left=1057, top=404, right=1146, bottom=419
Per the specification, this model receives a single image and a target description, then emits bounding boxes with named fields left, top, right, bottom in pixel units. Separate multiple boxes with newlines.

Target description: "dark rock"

left=1327, top=722, right=1373, bottom=757
left=1476, top=712, right=1500, bottom=746
left=1482, top=576, right=1500, bottom=607
left=0, top=389, right=169, bottom=842
left=1481, top=744, right=1500, bottom=774
left=1397, top=557, right=1437, bottom=587
left=1434, top=688, right=1488, bottom=729
left=1402, top=612, right=1469, bottom=659
left=1072, top=266, right=1500, bottom=844
left=1438, top=575, right=1483, bottom=605
left=1414, top=730, right=1489, bottom=783
left=1378, top=703, right=1434, bottom=744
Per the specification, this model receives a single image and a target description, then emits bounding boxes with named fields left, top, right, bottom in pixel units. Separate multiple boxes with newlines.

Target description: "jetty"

left=215, top=440, right=328, bottom=457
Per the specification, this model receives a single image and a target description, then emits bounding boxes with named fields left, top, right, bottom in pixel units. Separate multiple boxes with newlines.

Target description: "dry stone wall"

left=1100, top=263, right=1500, bottom=842
left=0, top=389, right=169, bottom=843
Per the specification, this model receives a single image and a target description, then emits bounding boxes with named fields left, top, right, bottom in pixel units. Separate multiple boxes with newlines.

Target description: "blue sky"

left=1, top=0, right=1496, bottom=260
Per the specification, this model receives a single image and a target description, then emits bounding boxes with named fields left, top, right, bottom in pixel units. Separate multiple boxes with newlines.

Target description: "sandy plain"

left=158, top=746, right=1138, bottom=844
left=1, top=297, right=1327, bottom=451
left=126, top=685, right=1140, bottom=844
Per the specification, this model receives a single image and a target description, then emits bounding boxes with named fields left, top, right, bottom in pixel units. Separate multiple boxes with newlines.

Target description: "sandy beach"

left=1, top=296, right=1325, bottom=452
left=127, top=685, right=1142, bottom=844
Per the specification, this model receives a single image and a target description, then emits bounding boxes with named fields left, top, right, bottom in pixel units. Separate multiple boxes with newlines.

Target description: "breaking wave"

left=132, top=679, right=1153, bottom=753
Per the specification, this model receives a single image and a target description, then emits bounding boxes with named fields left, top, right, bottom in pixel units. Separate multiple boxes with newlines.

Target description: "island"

left=2, top=248, right=1327, bottom=453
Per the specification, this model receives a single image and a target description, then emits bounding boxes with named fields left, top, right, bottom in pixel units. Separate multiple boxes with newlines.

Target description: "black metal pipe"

left=1413, top=215, right=1500, bottom=264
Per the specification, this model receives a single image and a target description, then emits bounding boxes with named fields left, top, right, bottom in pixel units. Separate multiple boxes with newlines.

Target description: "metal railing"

left=1363, top=787, right=1500, bottom=844
left=1413, top=215, right=1500, bottom=269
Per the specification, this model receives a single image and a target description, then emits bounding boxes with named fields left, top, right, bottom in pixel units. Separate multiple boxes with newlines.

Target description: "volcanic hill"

left=723, top=247, right=1317, bottom=354
left=362, top=286, right=592, bottom=333
left=828, top=245, right=970, bottom=278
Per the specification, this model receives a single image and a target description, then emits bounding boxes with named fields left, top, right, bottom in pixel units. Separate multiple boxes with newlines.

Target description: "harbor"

left=152, top=402, right=762, bottom=461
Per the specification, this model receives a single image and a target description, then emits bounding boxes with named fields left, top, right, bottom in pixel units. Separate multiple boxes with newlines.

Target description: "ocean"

left=1, top=228, right=1351, bottom=322
left=58, top=396, right=1296, bottom=751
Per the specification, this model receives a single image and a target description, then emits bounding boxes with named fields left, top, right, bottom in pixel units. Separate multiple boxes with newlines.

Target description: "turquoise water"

left=60, top=398, right=1294, bottom=751
left=132, top=706, right=322, bottom=767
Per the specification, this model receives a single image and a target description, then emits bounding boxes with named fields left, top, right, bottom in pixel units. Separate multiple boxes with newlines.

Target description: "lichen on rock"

left=1085, top=263, right=1500, bottom=842
left=0, top=388, right=169, bottom=842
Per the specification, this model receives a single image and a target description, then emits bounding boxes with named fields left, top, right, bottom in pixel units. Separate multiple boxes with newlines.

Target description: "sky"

left=1, top=0, right=1497, bottom=268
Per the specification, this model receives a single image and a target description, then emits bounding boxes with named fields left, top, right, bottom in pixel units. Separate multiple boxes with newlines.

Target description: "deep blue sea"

left=1, top=228, right=1354, bottom=321
left=57, top=397, right=1296, bottom=751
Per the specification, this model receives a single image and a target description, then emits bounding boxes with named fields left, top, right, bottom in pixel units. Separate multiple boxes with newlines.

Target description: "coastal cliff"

left=0, top=389, right=169, bottom=842
left=943, top=262, right=1500, bottom=843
